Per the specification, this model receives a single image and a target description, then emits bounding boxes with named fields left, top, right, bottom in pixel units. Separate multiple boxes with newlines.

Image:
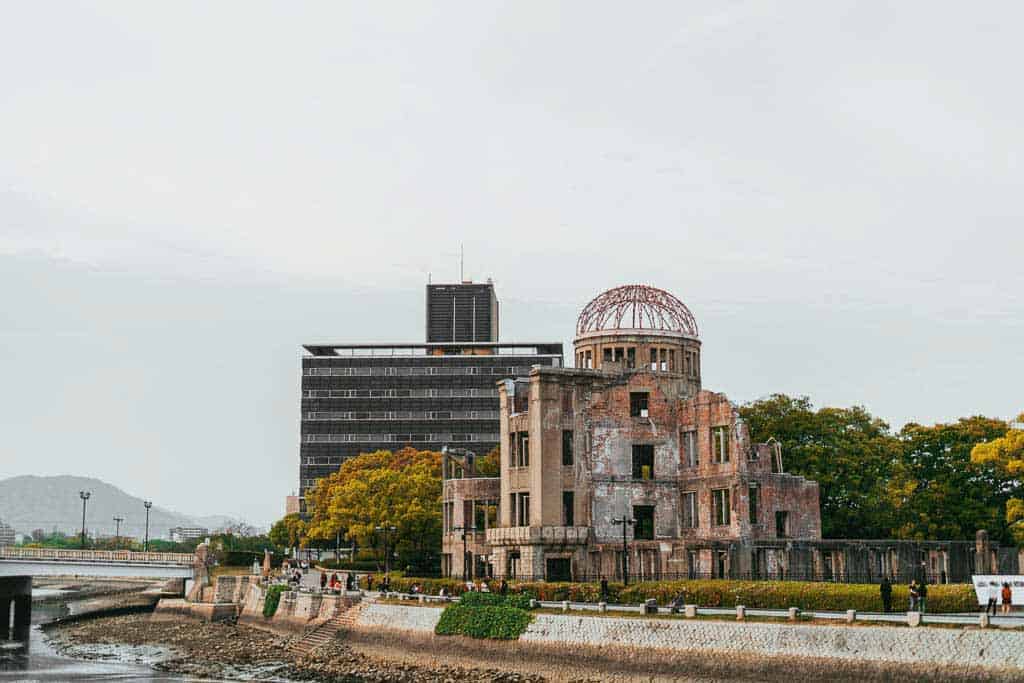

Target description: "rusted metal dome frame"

left=576, top=284, right=699, bottom=338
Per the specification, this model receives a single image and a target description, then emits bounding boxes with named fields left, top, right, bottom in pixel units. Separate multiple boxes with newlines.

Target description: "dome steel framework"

left=576, top=284, right=699, bottom=337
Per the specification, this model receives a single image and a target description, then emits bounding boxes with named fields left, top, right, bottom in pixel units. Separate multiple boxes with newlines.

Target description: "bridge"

left=0, top=547, right=196, bottom=579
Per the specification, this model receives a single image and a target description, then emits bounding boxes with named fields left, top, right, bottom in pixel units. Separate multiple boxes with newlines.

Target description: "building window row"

left=680, top=427, right=730, bottom=466
left=647, top=347, right=676, bottom=372
left=304, top=366, right=537, bottom=377
left=303, top=432, right=499, bottom=443
left=684, top=350, right=700, bottom=378
left=306, top=410, right=499, bottom=421
left=303, top=388, right=500, bottom=399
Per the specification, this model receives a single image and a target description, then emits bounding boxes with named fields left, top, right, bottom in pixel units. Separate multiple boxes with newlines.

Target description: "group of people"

left=878, top=576, right=929, bottom=613
left=463, top=578, right=509, bottom=594
left=984, top=582, right=1015, bottom=616
left=318, top=571, right=355, bottom=593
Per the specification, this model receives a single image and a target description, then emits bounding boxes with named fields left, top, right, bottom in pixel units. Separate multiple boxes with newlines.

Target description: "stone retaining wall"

left=353, top=602, right=1024, bottom=671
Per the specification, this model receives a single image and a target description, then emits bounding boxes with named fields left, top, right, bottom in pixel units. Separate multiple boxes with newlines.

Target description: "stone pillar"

left=13, top=596, right=31, bottom=641
left=976, top=530, right=991, bottom=575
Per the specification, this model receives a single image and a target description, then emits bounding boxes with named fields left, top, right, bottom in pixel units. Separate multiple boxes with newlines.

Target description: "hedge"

left=514, top=579, right=977, bottom=613
left=374, top=576, right=976, bottom=613
left=458, top=591, right=535, bottom=610
left=435, top=605, right=532, bottom=639
left=318, top=560, right=381, bottom=571
left=263, top=584, right=289, bottom=617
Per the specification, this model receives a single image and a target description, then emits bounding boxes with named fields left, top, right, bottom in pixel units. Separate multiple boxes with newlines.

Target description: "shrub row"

left=359, top=573, right=976, bottom=613
left=435, top=605, right=532, bottom=639
left=514, top=579, right=976, bottom=613
left=458, top=591, right=534, bottom=610
left=318, top=560, right=381, bottom=571
left=263, top=584, right=288, bottom=617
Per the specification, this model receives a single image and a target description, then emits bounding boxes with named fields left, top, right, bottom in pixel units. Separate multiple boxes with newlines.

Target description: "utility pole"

left=113, top=516, right=124, bottom=548
left=374, top=525, right=397, bottom=574
left=453, top=525, right=476, bottom=581
left=79, top=491, right=91, bottom=549
left=612, top=516, right=636, bottom=585
left=143, top=501, right=153, bottom=551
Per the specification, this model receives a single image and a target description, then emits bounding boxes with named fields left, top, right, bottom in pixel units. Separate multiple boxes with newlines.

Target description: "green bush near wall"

left=514, top=579, right=976, bottom=613
left=458, top=591, right=535, bottom=610
left=376, top=576, right=976, bottom=614
left=435, top=605, right=532, bottom=639
left=263, top=584, right=289, bottom=617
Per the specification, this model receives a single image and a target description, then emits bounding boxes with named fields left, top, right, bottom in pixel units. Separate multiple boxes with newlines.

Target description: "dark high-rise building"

left=298, top=280, right=562, bottom=501
left=426, top=282, right=499, bottom=343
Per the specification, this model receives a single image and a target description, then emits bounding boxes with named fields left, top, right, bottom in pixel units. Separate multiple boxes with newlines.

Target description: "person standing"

left=1002, top=582, right=1013, bottom=614
left=319, top=572, right=327, bottom=592
left=500, top=579, right=508, bottom=596
left=987, top=584, right=999, bottom=616
left=879, top=576, right=892, bottom=613
left=918, top=580, right=928, bottom=614
left=908, top=582, right=919, bottom=611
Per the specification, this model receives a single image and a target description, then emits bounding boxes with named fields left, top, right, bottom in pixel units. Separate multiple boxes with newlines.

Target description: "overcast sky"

left=2, top=2, right=1022, bottom=526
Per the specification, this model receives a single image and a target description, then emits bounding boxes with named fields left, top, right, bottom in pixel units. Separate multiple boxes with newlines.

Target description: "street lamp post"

left=143, top=501, right=153, bottom=551
left=79, top=491, right=91, bottom=549
left=374, top=525, right=397, bottom=574
left=113, top=516, right=124, bottom=548
left=612, top=516, right=636, bottom=585
left=453, top=525, right=476, bottom=581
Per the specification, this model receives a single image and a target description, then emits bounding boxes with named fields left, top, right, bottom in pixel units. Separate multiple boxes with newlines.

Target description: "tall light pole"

left=374, top=525, right=397, bottom=574
left=612, top=516, right=636, bottom=585
left=113, top=516, right=124, bottom=548
left=453, top=525, right=476, bottom=581
left=79, top=491, right=91, bottom=549
left=143, top=501, right=153, bottom=551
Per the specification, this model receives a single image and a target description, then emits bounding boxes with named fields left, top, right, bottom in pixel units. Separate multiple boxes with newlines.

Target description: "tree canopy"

left=971, top=415, right=1024, bottom=543
left=741, top=394, right=1015, bottom=543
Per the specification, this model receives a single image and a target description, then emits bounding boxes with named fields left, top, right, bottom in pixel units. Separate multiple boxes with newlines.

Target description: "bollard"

left=598, top=602, right=607, bottom=613
left=529, top=599, right=538, bottom=609
left=907, top=611, right=922, bottom=627
left=561, top=600, right=569, bottom=613
left=845, top=609, right=856, bottom=624
left=788, top=607, right=800, bottom=621
left=418, top=594, right=425, bottom=604
left=684, top=604, right=697, bottom=618
left=979, top=613, right=990, bottom=629
left=736, top=605, right=746, bottom=621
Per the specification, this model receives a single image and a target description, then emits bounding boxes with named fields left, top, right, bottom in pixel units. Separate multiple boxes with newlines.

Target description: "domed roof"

left=576, top=284, right=699, bottom=338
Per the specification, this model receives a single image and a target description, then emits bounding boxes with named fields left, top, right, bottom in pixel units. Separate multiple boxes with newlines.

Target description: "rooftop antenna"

left=460, top=243, right=464, bottom=282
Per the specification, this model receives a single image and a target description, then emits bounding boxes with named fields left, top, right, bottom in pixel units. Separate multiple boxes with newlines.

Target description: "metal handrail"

left=0, top=547, right=194, bottom=565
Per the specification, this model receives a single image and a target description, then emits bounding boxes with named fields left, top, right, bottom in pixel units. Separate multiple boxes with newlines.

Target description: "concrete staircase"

left=288, top=601, right=365, bottom=657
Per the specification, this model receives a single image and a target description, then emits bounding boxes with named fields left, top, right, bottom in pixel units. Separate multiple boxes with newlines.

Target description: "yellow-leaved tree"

left=305, top=448, right=442, bottom=573
left=971, top=414, right=1024, bottom=543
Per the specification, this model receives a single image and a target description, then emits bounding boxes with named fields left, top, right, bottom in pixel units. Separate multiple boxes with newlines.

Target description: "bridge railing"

left=0, top=547, right=194, bottom=565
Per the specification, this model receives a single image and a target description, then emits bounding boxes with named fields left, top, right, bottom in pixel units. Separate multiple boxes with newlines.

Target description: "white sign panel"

left=971, top=575, right=1024, bottom=606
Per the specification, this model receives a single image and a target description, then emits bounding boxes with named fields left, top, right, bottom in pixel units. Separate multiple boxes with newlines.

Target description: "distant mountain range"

left=0, top=475, right=255, bottom=541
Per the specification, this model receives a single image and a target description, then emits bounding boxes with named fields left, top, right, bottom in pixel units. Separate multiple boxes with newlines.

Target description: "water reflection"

left=0, top=594, right=187, bottom=681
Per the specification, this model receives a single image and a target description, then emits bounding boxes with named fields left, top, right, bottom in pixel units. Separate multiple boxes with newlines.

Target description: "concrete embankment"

left=346, top=602, right=1024, bottom=682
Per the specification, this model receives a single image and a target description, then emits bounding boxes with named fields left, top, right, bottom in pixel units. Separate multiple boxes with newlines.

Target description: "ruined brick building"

left=442, top=285, right=1019, bottom=583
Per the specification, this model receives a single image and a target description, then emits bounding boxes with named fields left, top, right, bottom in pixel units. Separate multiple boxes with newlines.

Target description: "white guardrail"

left=0, top=547, right=194, bottom=565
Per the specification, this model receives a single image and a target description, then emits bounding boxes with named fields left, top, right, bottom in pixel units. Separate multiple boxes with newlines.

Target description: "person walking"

left=367, top=575, right=375, bottom=592
left=987, top=583, right=999, bottom=616
left=319, top=572, right=327, bottom=592
left=918, top=580, right=928, bottom=614
left=880, top=576, right=892, bottom=613
left=908, top=582, right=919, bottom=612
left=1002, top=582, right=1013, bottom=614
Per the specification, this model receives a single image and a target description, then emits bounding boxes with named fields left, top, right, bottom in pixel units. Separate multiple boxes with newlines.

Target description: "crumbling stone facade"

left=441, top=285, right=1019, bottom=583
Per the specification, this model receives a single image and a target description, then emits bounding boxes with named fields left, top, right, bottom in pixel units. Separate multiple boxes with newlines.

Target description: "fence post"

left=736, top=605, right=746, bottom=621
left=845, top=609, right=856, bottom=624
left=684, top=604, right=697, bottom=618
left=907, top=611, right=921, bottom=627
left=788, top=607, right=800, bottom=621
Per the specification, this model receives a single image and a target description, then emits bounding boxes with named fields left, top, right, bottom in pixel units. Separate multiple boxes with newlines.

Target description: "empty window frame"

left=669, top=349, right=676, bottom=372
left=626, top=347, right=636, bottom=369
left=659, top=348, right=667, bottom=371
left=633, top=505, right=654, bottom=540
left=649, top=348, right=658, bottom=370
left=632, top=444, right=654, bottom=480
left=562, top=491, right=574, bottom=526
left=776, top=510, right=789, bottom=538
left=630, top=392, right=649, bottom=417
left=682, top=429, right=698, bottom=467
left=603, top=348, right=613, bottom=363
left=584, top=350, right=592, bottom=369
left=682, top=491, right=698, bottom=529
left=562, top=430, right=574, bottom=466
left=515, top=492, right=531, bottom=527
left=514, top=432, right=530, bottom=467
left=712, top=488, right=731, bottom=526
left=748, top=485, right=759, bottom=525
left=711, top=426, right=730, bottom=463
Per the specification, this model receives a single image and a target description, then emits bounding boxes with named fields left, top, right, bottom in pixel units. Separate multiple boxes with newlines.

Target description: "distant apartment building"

left=169, top=526, right=209, bottom=543
left=298, top=280, right=563, bottom=501
left=0, top=519, right=14, bottom=547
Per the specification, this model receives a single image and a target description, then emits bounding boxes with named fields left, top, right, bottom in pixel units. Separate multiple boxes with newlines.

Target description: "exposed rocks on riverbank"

left=49, top=613, right=550, bottom=681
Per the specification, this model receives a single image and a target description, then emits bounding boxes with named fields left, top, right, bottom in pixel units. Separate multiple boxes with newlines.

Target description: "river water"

left=0, top=591, right=188, bottom=681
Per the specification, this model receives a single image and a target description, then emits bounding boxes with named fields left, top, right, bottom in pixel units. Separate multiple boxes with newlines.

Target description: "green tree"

left=889, top=417, right=1009, bottom=542
left=306, top=447, right=443, bottom=574
left=740, top=394, right=900, bottom=538
left=268, top=513, right=307, bottom=550
left=971, top=415, right=1024, bottom=543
